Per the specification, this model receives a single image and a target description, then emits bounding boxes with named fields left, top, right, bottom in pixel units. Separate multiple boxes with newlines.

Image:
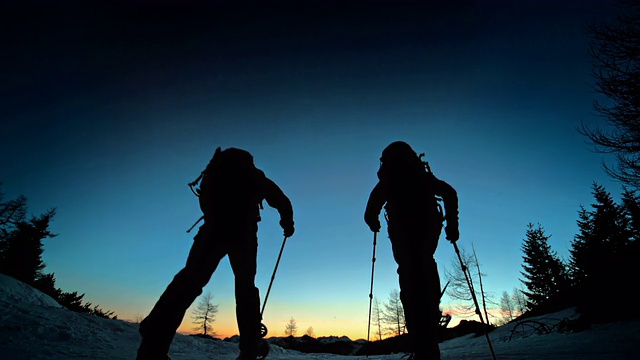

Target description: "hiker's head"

left=377, top=141, right=424, bottom=180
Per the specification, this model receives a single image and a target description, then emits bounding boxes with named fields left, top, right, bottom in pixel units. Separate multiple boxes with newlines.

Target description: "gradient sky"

left=1, top=1, right=624, bottom=340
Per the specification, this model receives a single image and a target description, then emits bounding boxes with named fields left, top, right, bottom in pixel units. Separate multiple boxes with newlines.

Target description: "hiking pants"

left=388, top=221, right=442, bottom=360
left=138, top=221, right=262, bottom=358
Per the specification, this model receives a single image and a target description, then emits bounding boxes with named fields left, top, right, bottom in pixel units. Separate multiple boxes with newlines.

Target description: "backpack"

left=377, top=141, right=427, bottom=181
left=377, top=141, right=443, bottom=221
left=187, top=147, right=264, bottom=231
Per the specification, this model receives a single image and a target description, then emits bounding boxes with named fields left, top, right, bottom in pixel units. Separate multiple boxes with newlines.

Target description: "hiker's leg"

left=228, top=223, right=261, bottom=355
left=138, top=224, right=227, bottom=358
left=417, top=257, right=443, bottom=360
left=390, top=224, right=442, bottom=359
left=411, top=222, right=443, bottom=360
left=396, top=255, right=441, bottom=359
left=389, top=226, right=417, bottom=348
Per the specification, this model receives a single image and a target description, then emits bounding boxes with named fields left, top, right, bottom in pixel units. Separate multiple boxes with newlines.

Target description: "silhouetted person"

left=137, top=147, right=295, bottom=360
left=364, top=141, right=458, bottom=360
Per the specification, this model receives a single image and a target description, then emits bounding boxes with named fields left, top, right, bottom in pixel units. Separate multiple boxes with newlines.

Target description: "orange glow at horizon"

left=177, top=318, right=371, bottom=340
left=174, top=308, right=511, bottom=340
left=122, top=300, right=509, bottom=341
left=173, top=308, right=372, bottom=340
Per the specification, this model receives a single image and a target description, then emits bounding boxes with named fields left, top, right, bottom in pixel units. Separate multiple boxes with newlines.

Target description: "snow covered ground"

left=1, top=273, right=638, bottom=359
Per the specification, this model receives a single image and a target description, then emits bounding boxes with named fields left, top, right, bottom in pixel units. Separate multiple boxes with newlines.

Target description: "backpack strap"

left=186, top=215, right=205, bottom=233
left=188, top=173, right=204, bottom=197
left=187, top=147, right=223, bottom=197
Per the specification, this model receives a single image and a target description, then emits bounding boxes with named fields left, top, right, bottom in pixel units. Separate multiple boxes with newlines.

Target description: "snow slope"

left=0, top=273, right=638, bottom=359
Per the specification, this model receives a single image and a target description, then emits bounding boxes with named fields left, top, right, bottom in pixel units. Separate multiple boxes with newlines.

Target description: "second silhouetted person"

left=365, top=141, right=459, bottom=360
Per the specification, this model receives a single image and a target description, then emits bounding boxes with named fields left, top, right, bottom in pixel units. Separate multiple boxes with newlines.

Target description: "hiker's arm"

left=364, top=182, right=386, bottom=232
left=434, top=178, right=459, bottom=241
left=262, top=176, right=294, bottom=237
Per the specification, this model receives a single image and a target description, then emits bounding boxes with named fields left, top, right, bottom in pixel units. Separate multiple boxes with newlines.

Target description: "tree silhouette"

left=304, top=326, right=315, bottom=338
left=520, top=223, right=570, bottom=312
left=0, top=189, right=27, bottom=237
left=284, top=317, right=297, bottom=336
left=621, top=187, right=640, bottom=241
left=382, top=289, right=405, bottom=337
left=620, top=187, right=640, bottom=318
left=192, top=292, right=218, bottom=336
left=471, top=244, right=494, bottom=326
left=498, top=291, right=515, bottom=325
left=443, top=247, right=476, bottom=317
left=511, top=287, right=527, bottom=316
left=570, top=184, right=630, bottom=282
left=444, top=246, right=494, bottom=322
left=33, top=272, right=62, bottom=300
left=578, top=0, right=640, bottom=188
left=0, top=185, right=58, bottom=291
left=570, top=183, right=633, bottom=321
left=0, top=185, right=114, bottom=318
left=370, top=297, right=384, bottom=341
left=0, top=209, right=56, bottom=284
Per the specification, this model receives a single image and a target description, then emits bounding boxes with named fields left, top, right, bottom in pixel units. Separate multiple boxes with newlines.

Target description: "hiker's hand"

left=445, top=224, right=459, bottom=243
left=368, top=219, right=381, bottom=233
left=280, top=220, right=295, bottom=237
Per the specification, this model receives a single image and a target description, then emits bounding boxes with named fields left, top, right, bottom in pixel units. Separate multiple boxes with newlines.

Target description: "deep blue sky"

left=1, top=1, right=624, bottom=338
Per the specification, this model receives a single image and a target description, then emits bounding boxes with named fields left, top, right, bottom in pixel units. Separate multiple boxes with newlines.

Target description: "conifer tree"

left=0, top=190, right=27, bottom=238
left=569, top=183, right=632, bottom=321
left=617, top=187, right=640, bottom=317
left=0, top=209, right=56, bottom=285
left=1, top=189, right=29, bottom=274
left=520, top=223, right=569, bottom=311
left=621, top=187, right=640, bottom=243
left=33, top=272, right=62, bottom=300
left=570, top=184, right=630, bottom=285
left=0, top=185, right=114, bottom=319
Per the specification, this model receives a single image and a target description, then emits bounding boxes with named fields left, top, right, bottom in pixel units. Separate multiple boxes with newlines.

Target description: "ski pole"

left=366, top=231, right=378, bottom=343
left=453, top=241, right=498, bottom=360
left=441, top=280, right=450, bottom=298
left=261, top=235, right=288, bottom=317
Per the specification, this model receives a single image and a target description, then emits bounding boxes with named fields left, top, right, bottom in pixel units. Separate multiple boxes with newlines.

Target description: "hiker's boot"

left=137, top=317, right=175, bottom=360
left=136, top=332, right=173, bottom=360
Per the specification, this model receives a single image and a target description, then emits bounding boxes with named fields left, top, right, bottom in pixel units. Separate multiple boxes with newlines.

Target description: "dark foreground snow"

left=1, top=274, right=637, bottom=359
